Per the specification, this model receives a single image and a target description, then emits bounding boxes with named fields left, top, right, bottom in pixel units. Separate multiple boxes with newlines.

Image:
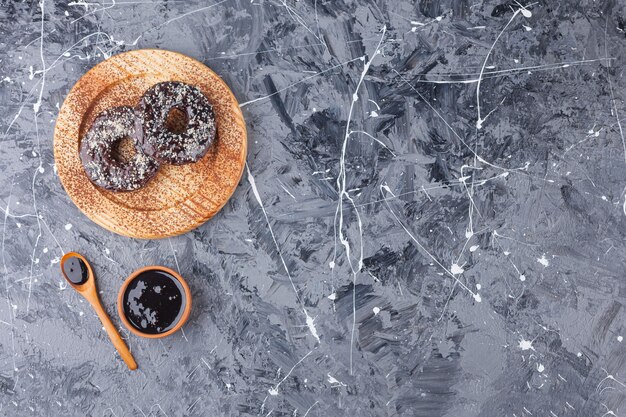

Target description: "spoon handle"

left=87, top=296, right=138, bottom=370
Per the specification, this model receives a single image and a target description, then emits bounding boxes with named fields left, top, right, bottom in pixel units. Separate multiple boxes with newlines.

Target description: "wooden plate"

left=54, top=49, right=247, bottom=239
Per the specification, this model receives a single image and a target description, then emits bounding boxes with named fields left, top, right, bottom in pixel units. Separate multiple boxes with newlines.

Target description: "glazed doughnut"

left=136, top=81, right=216, bottom=164
left=80, top=106, right=160, bottom=192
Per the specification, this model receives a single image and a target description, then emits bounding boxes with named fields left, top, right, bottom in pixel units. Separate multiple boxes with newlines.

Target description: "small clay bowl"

left=117, top=266, right=192, bottom=339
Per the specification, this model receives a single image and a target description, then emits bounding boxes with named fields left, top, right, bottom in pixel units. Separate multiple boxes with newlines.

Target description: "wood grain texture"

left=54, top=49, right=247, bottom=239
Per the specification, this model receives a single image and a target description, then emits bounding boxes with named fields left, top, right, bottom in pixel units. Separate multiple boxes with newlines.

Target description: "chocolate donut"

left=80, top=106, right=160, bottom=192
left=136, top=81, right=216, bottom=165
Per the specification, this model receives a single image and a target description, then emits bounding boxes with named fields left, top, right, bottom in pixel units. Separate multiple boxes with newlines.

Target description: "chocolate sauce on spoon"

left=61, top=256, right=89, bottom=285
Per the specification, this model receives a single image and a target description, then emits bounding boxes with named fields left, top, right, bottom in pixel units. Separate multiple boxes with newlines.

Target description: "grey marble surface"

left=1, top=0, right=626, bottom=416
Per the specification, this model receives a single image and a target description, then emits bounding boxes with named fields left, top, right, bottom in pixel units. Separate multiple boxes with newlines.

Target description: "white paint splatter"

left=68, top=0, right=92, bottom=9
left=537, top=255, right=549, bottom=267
left=537, top=363, right=545, bottom=372
left=33, top=0, right=46, bottom=113
left=335, top=26, right=387, bottom=376
left=268, top=350, right=313, bottom=396
left=518, top=4, right=532, bottom=18
left=305, top=314, right=320, bottom=343
left=247, top=164, right=320, bottom=343
left=64, top=223, right=72, bottom=231
left=450, top=263, right=464, bottom=275
left=518, top=338, right=535, bottom=351
left=476, top=9, right=523, bottom=129
left=469, top=245, right=479, bottom=252
left=327, top=374, right=347, bottom=387
left=618, top=336, right=623, bottom=342
left=373, top=307, right=380, bottom=315
left=240, top=57, right=363, bottom=107
left=381, top=184, right=394, bottom=196
left=328, top=293, right=337, bottom=301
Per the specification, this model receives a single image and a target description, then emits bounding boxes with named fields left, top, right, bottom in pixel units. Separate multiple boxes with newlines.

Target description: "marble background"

left=1, top=0, right=626, bottom=415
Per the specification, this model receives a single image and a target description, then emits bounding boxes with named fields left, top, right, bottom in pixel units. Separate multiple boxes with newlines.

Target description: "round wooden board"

left=54, top=49, right=247, bottom=239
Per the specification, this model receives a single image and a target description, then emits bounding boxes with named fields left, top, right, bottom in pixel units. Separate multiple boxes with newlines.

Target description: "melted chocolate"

left=80, top=106, right=160, bottom=192
left=122, top=269, right=186, bottom=335
left=62, top=256, right=89, bottom=285
left=136, top=81, right=216, bottom=165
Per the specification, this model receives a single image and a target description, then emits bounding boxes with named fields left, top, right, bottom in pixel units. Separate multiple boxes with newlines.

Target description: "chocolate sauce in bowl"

left=122, top=269, right=186, bottom=335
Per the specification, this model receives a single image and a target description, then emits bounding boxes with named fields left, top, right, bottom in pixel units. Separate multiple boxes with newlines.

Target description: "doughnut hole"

left=112, top=136, right=137, bottom=164
left=165, top=107, right=189, bottom=134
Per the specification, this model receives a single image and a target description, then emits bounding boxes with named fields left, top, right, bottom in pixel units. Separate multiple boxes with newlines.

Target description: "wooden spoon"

left=60, top=252, right=138, bottom=370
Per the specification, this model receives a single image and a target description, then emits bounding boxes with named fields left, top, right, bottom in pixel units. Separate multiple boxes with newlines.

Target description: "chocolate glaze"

left=80, top=106, right=160, bottom=192
left=121, top=269, right=186, bottom=335
left=61, top=256, right=89, bottom=285
left=136, top=81, right=216, bottom=165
